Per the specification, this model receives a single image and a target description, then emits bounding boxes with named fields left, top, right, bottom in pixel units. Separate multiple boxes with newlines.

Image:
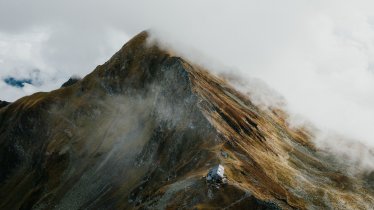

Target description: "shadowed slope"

left=0, top=100, right=10, bottom=109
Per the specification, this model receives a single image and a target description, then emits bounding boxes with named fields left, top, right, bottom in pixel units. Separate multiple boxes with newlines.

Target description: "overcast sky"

left=1, top=0, right=374, bottom=166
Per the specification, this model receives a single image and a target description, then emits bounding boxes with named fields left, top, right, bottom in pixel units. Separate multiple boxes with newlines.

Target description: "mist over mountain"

left=0, top=31, right=373, bottom=209
left=2, top=1, right=374, bottom=167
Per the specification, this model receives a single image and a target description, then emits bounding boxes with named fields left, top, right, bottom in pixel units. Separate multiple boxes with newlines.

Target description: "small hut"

left=206, top=164, right=225, bottom=182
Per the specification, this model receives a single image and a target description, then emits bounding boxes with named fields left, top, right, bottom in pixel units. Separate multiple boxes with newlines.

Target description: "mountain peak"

left=0, top=31, right=373, bottom=209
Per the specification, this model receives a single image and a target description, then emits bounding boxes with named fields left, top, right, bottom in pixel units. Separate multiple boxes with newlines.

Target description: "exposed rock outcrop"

left=61, top=77, right=81, bottom=88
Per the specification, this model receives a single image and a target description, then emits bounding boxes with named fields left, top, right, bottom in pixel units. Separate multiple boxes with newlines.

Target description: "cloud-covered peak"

left=1, top=0, right=374, bottom=166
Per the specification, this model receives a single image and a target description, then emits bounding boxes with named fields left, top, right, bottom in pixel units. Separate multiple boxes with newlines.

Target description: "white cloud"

left=0, top=21, right=130, bottom=101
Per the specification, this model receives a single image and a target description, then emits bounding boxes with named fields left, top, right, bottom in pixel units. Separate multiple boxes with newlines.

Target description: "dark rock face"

left=61, top=77, right=80, bottom=88
left=0, top=31, right=373, bottom=210
left=0, top=100, right=10, bottom=109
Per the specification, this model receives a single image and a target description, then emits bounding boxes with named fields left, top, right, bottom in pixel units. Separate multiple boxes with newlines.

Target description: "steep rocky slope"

left=0, top=31, right=373, bottom=209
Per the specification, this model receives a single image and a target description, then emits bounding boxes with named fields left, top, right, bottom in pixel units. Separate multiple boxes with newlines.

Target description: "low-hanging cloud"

left=1, top=0, right=374, bottom=168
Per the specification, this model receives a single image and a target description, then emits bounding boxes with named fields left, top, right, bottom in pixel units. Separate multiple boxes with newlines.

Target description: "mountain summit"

left=0, top=31, right=373, bottom=209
